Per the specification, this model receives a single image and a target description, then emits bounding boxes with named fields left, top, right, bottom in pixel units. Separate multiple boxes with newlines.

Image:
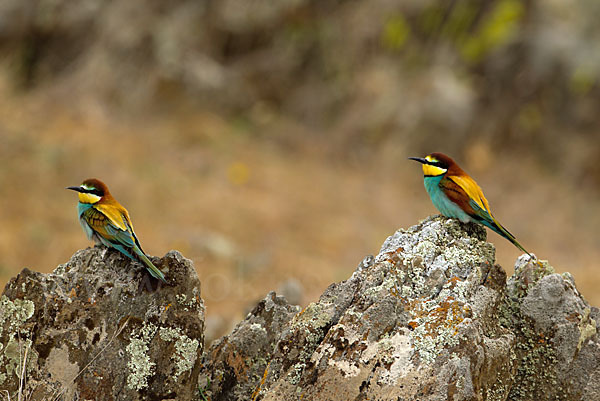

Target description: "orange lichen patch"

left=402, top=280, right=470, bottom=337
left=396, top=296, right=411, bottom=307
left=382, top=248, right=404, bottom=264
left=445, top=276, right=463, bottom=288
left=423, top=299, right=468, bottom=336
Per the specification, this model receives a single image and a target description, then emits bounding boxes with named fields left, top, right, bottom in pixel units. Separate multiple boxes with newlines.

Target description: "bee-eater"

left=409, top=153, right=531, bottom=256
left=67, top=178, right=167, bottom=283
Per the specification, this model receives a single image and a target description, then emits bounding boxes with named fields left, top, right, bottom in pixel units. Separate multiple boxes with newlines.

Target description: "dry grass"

left=1, top=336, right=31, bottom=401
left=0, top=76, right=598, bottom=341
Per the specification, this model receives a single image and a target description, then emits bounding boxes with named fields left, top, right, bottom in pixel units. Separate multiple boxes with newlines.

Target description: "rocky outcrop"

left=0, top=247, right=204, bottom=401
left=1, top=216, right=599, bottom=400
left=198, top=291, right=301, bottom=401
left=202, top=216, right=599, bottom=401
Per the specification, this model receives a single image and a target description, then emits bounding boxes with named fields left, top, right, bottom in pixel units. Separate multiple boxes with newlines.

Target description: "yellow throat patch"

left=422, top=164, right=447, bottom=177
left=78, top=192, right=101, bottom=204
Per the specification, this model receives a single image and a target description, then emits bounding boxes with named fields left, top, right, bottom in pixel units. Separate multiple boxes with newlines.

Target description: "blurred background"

left=0, top=0, right=599, bottom=341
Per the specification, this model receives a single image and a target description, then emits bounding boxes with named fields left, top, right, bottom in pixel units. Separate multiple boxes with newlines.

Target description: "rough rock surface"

left=2, top=216, right=599, bottom=400
left=198, top=291, right=301, bottom=401
left=201, top=216, right=599, bottom=401
left=0, top=246, right=204, bottom=401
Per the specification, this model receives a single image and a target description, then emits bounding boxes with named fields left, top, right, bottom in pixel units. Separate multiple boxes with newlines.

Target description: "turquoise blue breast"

left=77, top=202, right=95, bottom=240
left=423, top=176, right=473, bottom=223
left=77, top=201, right=93, bottom=217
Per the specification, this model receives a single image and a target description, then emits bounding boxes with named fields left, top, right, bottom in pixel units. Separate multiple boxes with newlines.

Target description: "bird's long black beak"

left=66, top=186, right=84, bottom=193
left=408, top=157, right=429, bottom=164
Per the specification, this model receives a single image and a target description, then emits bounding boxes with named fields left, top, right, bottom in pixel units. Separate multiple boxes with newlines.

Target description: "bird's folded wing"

left=438, top=177, right=477, bottom=216
left=448, top=175, right=518, bottom=241
left=82, top=207, right=136, bottom=248
left=94, top=203, right=129, bottom=231
left=447, top=175, right=491, bottom=215
left=94, top=203, right=146, bottom=253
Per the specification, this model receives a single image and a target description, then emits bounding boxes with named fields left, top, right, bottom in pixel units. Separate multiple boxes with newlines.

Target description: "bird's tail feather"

left=135, top=249, right=167, bottom=283
left=485, top=219, right=532, bottom=258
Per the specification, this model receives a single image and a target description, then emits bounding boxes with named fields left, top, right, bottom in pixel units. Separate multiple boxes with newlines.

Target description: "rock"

left=2, top=216, right=599, bottom=400
left=505, top=257, right=600, bottom=400
left=198, top=291, right=300, bottom=401
left=0, top=246, right=204, bottom=401
left=254, top=216, right=505, bottom=400
left=203, top=216, right=599, bottom=401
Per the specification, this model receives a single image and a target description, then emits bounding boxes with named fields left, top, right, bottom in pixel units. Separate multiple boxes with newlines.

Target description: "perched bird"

left=409, top=152, right=531, bottom=256
left=67, top=178, right=167, bottom=283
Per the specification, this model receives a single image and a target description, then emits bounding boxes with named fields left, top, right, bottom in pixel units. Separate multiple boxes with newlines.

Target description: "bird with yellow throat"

left=67, top=178, right=167, bottom=283
left=409, top=153, right=532, bottom=257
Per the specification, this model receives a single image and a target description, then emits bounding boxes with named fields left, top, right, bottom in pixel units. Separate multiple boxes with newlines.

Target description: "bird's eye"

left=86, top=187, right=103, bottom=196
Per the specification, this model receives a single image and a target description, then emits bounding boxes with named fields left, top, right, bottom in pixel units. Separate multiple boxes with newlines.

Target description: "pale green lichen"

left=577, top=307, right=597, bottom=352
left=287, top=362, right=305, bottom=385
left=285, top=302, right=334, bottom=386
left=175, top=294, right=190, bottom=311
left=299, top=330, right=323, bottom=363
left=175, top=288, right=201, bottom=310
left=0, top=296, right=35, bottom=337
left=403, top=278, right=473, bottom=364
left=4, top=337, right=25, bottom=378
left=500, top=286, right=561, bottom=400
left=364, top=278, right=396, bottom=299
left=126, top=322, right=158, bottom=390
left=509, top=338, right=558, bottom=399
left=387, top=253, right=476, bottom=365
left=0, top=336, right=38, bottom=386
left=291, top=302, right=330, bottom=331
left=0, top=296, right=36, bottom=386
left=158, top=327, right=199, bottom=379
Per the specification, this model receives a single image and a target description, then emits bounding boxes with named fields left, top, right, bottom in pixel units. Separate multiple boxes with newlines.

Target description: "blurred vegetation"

left=0, top=0, right=599, bottom=337
left=0, top=1, right=598, bottom=163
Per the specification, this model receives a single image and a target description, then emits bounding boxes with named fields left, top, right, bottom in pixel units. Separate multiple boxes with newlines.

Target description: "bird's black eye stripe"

left=83, top=188, right=104, bottom=196
left=429, top=161, right=446, bottom=168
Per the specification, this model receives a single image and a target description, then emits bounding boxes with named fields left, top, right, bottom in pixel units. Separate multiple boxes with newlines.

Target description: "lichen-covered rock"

left=197, top=291, right=300, bottom=401
left=504, top=257, right=600, bottom=400
left=0, top=246, right=204, bottom=401
left=210, top=216, right=599, bottom=401
left=2, top=216, right=598, bottom=400
left=252, top=216, right=512, bottom=400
